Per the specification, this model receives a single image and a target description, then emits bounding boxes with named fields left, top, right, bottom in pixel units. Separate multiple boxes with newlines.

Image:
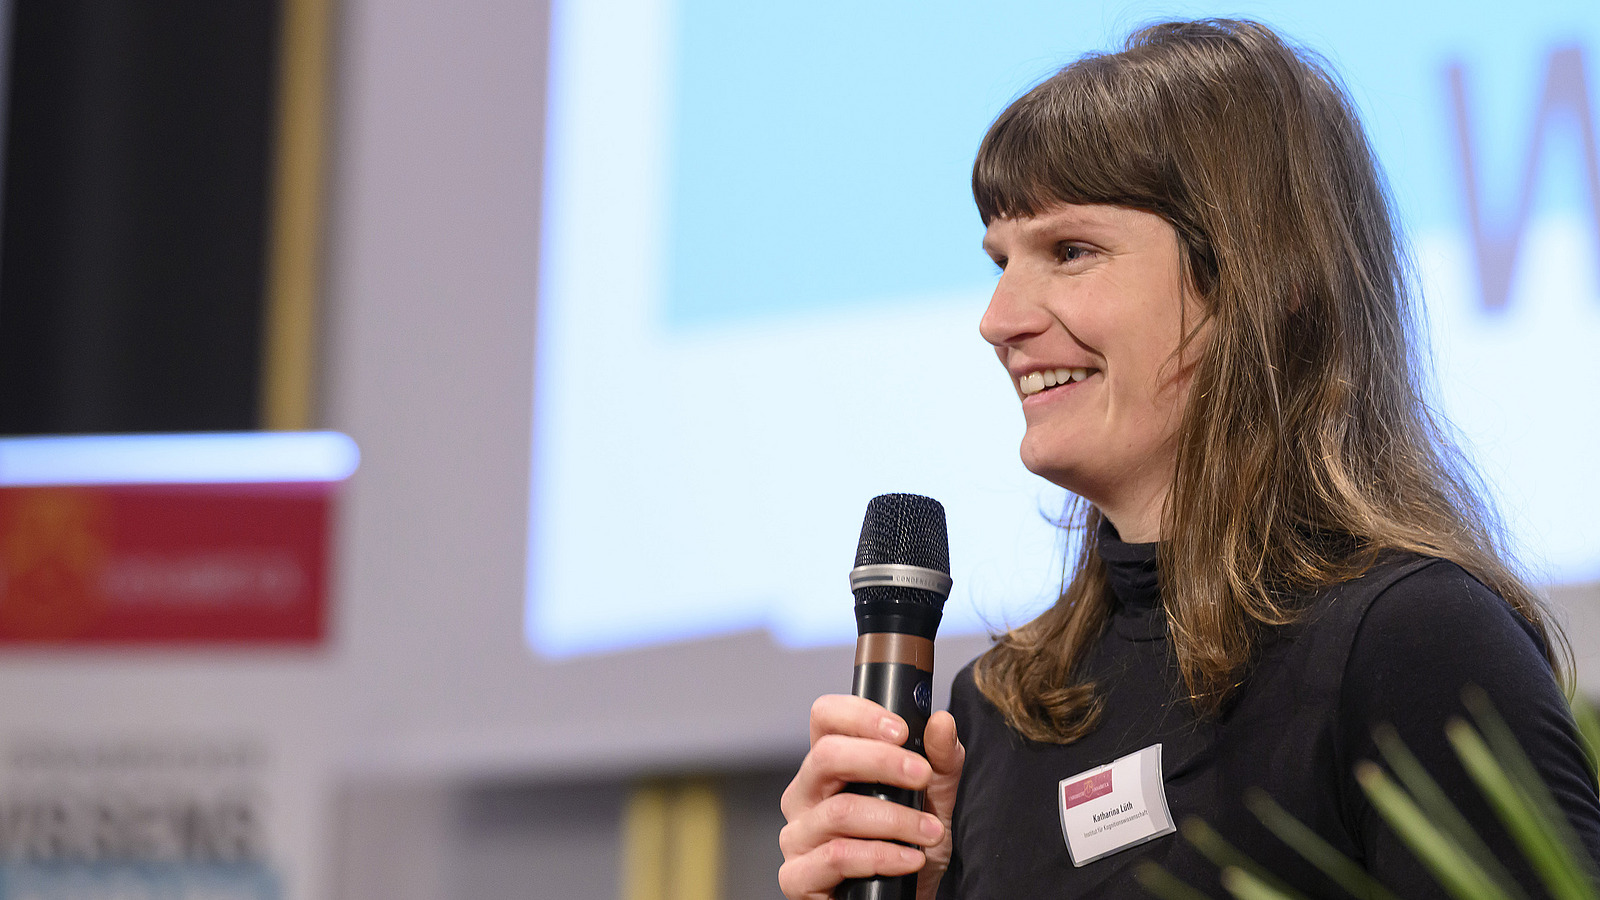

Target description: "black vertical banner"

left=0, top=1, right=280, bottom=434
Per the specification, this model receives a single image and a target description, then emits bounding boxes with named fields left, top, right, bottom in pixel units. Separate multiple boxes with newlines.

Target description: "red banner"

left=0, top=483, right=332, bottom=645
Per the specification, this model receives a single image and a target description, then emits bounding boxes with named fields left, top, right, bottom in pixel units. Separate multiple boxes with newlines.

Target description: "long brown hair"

left=969, top=19, right=1563, bottom=744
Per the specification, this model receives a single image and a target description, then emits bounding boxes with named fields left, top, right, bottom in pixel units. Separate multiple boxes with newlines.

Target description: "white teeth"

left=1020, top=367, right=1095, bottom=396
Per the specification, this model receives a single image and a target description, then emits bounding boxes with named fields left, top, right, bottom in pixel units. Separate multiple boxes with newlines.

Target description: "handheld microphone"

left=840, top=494, right=951, bottom=900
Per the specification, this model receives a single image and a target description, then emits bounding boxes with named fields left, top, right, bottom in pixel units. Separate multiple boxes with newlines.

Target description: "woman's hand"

left=778, top=694, right=965, bottom=900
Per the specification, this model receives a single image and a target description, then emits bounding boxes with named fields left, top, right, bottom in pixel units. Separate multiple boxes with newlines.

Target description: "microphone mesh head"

left=857, top=490, right=940, bottom=624
left=853, top=494, right=949, bottom=611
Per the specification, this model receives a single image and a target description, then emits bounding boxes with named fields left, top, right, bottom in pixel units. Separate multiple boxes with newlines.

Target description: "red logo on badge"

left=1061, top=770, right=1114, bottom=809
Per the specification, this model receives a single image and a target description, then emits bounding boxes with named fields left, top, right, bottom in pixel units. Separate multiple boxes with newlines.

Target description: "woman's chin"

left=1017, top=451, right=1087, bottom=496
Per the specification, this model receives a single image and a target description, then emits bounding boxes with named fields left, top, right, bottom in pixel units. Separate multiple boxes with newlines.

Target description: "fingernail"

left=879, top=717, right=904, bottom=741
left=920, top=815, right=942, bottom=840
left=903, top=755, right=926, bottom=778
left=899, top=847, right=922, bottom=864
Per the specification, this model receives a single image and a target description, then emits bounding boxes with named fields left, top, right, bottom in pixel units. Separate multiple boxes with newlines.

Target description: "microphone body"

left=842, top=635, right=934, bottom=900
left=840, top=495, right=951, bottom=900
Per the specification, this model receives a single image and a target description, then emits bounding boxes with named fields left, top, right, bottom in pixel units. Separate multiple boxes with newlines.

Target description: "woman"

left=779, top=18, right=1600, bottom=900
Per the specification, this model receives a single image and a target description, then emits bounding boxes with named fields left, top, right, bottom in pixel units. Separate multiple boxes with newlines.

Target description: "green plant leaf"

left=1244, top=788, right=1398, bottom=900
left=1222, top=866, right=1308, bottom=900
left=1461, top=686, right=1600, bottom=887
left=1371, top=724, right=1525, bottom=900
left=1568, top=695, right=1600, bottom=788
left=1135, top=862, right=1214, bottom=900
left=1446, top=719, right=1600, bottom=900
left=1180, top=817, right=1307, bottom=900
left=1355, top=760, right=1514, bottom=900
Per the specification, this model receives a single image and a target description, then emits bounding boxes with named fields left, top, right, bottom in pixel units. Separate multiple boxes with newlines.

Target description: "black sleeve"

left=933, top=664, right=976, bottom=900
left=1339, top=561, right=1600, bottom=895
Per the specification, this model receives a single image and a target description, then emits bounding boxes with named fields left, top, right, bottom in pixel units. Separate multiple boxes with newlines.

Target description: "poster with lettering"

left=0, top=485, right=330, bottom=646
left=0, top=432, right=356, bottom=646
left=0, top=737, right=282, bottom=899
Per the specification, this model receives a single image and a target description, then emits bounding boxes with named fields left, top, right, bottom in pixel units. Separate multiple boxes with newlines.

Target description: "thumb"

left=923, top=710, right=964, bottom=815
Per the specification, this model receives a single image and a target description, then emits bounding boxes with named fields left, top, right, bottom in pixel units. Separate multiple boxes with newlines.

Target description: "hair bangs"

left=972, top=54, right=1171, bottom=226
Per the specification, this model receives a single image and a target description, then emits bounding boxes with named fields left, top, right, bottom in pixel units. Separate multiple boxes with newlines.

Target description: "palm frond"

left=1370, top=724, right=1526, bottom=900
left=1135, top=861, right=1215, bottom=900
left=1446, top=718, right=1599, bottom=900
left=1353, top=760, right=1514, bottom=900
left=1180, top=817, right=1308, bottom=900
left=1222, top=866, right=1308, bottom=900
left=1243, top=787, right=1398, bottom=900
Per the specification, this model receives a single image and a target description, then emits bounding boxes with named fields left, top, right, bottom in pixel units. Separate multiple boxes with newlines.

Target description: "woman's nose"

left=979, top=270, right=1051, bottom=348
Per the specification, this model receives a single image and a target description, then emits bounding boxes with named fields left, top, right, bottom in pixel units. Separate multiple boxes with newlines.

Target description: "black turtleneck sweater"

left=936, top=533, right=1600, bottom=899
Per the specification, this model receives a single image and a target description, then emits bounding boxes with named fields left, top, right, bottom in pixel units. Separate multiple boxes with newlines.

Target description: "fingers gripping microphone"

left=841, top=494, right=951, bottom=900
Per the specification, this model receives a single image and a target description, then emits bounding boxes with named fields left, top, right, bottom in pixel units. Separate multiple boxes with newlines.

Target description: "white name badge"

left=1058, top=743, right=1176, bottom=866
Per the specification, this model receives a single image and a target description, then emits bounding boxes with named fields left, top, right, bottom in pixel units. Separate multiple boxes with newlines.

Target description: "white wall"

left=321, top=0, right=996, bottom=785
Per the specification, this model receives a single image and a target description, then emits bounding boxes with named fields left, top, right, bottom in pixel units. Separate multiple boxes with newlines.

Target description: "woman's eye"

left=990, top=256, right=1007, bottom=273
left=1056, top=243, right=1090, bottom=264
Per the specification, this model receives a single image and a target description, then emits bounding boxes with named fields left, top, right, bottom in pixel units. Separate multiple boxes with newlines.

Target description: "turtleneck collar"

left=1096, top=519, right=1164, bottom=640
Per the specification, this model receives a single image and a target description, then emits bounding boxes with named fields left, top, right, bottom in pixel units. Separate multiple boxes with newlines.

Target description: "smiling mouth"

left=1019, top=367, right=1095, bottom=397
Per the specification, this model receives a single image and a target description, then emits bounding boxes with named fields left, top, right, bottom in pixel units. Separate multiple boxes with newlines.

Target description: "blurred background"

left=0, top=0, right=1598, bottom=897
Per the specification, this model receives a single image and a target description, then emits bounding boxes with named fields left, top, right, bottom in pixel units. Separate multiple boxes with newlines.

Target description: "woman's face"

left=980, top=204, right=1202, bottom=541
